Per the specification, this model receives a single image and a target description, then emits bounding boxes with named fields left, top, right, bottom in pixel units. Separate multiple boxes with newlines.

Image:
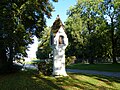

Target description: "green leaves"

left=36, top=27, right=52, bottom=59
left=0, top=0, right=58, bottom=68
left=65, top=0, right=120, bottom=63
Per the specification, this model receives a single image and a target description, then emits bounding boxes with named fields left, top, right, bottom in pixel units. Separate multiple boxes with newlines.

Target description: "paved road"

left=66, top=69, right=120, bottom=78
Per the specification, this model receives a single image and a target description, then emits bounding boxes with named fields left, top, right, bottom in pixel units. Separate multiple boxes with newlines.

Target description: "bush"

left=66, top=56, right=76, bottom=65
left=33, top=59, right=53, bottom=76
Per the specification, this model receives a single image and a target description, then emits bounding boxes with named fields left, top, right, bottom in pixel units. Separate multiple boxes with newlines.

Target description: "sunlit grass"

left=67, top=63, right=120, bottom=72
left=0, top=70, right=120, bottom=90
left=54, top=74, right=120, bottom=90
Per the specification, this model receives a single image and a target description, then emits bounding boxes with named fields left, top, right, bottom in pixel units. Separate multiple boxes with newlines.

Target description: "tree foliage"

left=36, top=27, right=52, bottom=59
left=0, top=0, right=58, bottom=71
left=65, top=0, right=120, bottom=64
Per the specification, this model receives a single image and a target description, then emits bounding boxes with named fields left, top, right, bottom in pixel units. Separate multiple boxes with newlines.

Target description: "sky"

left=27, top=0, right=77, bottom=59
left=26, top=36, right=38, bottom=59
left=47, top=0, right=77, bottom=26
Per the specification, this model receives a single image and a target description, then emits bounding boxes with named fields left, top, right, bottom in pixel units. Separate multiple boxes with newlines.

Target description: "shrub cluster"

left=33, top=59, right=53, bottom=76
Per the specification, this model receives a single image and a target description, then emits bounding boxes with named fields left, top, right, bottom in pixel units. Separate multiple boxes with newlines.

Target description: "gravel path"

left=66, top=69, right=120, bottom=78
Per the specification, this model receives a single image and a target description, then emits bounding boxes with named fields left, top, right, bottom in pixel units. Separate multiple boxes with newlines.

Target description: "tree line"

left=37, top=0, right=120, bottom=64
left=65, top=0, right=120, bottom=64
left=1, top=0, right=119, bottom=72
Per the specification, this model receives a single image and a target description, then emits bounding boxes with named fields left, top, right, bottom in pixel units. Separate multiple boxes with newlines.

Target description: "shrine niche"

left=59, top=35, right=64, bottom=44
left=50, top=15, right=68, bottom=76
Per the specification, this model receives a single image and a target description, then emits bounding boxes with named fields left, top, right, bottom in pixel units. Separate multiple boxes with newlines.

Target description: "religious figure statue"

left=50, top=15, right=68, bottom=76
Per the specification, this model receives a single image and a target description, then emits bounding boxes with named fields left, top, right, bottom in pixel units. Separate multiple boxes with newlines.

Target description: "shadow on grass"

left=69, top=73, right=120, bottom=89
left=35, top=75, right=64, bottom=90
left=82, top=73, right=120, bottom=83
left=0, top=70, right=120, bottom=90
left=0, top=70, right=64, bottom=90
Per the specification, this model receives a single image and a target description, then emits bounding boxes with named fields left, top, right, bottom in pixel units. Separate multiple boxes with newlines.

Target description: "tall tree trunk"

left=87, top=21, right=94, bottom=64
left=0, top=49, right=8, bottom=70
left=8, top=46, right=14, bottom=68
left=111, top=18, right=117, bottom=64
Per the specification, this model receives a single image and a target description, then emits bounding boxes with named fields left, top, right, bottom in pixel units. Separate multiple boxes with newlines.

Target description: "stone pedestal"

left=52, top=44, right=67, bottom=76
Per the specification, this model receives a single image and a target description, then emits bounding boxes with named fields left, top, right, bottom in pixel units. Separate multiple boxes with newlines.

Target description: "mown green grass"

left=0, top=70, right=120, bottom=90
left=67, top=63, right=120, bottom=72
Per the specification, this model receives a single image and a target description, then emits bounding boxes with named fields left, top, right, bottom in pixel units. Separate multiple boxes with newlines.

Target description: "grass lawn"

left=67, top=63, right=120, bottom=72
left=0, top=70, right=120, bottom=90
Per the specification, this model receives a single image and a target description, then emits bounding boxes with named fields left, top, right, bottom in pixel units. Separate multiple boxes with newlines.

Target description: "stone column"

left=52, top=30, right=68, bottom=76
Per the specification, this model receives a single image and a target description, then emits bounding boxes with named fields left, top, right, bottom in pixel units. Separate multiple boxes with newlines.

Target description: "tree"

left=36, top=27, right=52, bottom=59
left=65, top=0, right=106, bottom=64
left=100, top=0, right=120, bottom=63
left=115, top=3, right=120, bottom=59
left=65, top=0, right=120, bottom=64
left=65, top=10, right=83, bottom=59
left=0, top=0, right=58, bottom=71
